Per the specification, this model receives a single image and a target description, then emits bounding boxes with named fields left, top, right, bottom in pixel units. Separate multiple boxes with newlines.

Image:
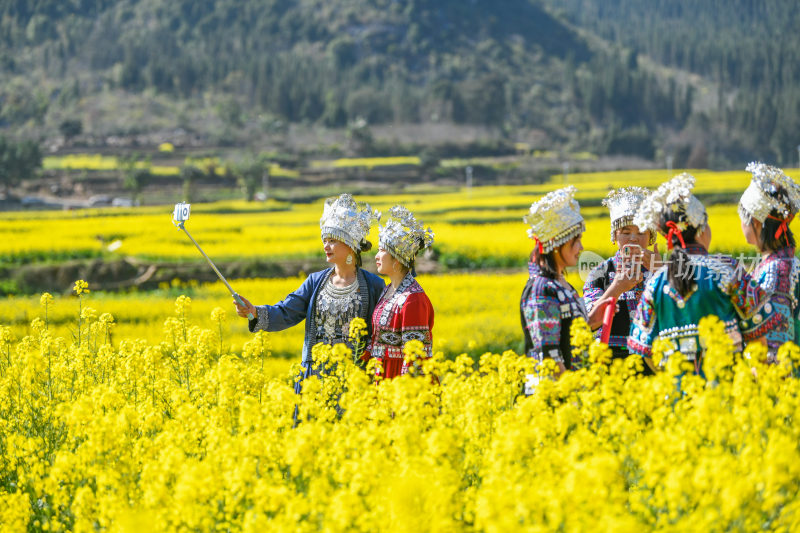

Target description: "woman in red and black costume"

left=364, top=205, right=435, bottom=379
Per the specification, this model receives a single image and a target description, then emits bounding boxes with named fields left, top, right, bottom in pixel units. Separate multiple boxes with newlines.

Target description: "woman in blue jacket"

left=234, top=194, right=385, bottom=391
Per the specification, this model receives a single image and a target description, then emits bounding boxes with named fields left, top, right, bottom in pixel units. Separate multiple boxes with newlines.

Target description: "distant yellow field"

left=317, top=156, right=422, bottom=168
left=1, top=273, right=532, bottom=360
left=0, top=169, right=783, bottom=264
left=42, top=154, right=298, bottom=178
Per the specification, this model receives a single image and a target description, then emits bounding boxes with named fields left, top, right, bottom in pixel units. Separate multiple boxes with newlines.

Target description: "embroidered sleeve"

left=398, top=292, right=434, bottom=356
left=249, top=275, right=315, bottom=333
left=628, top=276, right=659, bottom=357
left=740, top=303, right=786, bottom=349
left=249, top=305, right=270, bottom=333
left=728, top=275, right=767, bottom=320
left=583, top=262, right=609, bottom=314
left=522, top=281, right=564, bottom=362
left=717, top=257, right=766, bottom=320
left=740, top=259, right=796, bottom=350
left=363, top=296, right=387, bottom=362
left=363, top=271, right=387, bottom=336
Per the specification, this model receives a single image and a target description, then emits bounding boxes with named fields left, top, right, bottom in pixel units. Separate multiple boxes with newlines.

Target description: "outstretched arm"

left=232, top=274, right=318, bottom=333
left=233, top=294, right=258, bottom=319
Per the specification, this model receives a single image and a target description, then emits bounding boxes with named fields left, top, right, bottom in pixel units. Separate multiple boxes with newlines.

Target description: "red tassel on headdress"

left=665, top=221, right=686, bottom=250
left=767, top=213, right=795, bottom=245
left=533, top=236, right=544, bottom=255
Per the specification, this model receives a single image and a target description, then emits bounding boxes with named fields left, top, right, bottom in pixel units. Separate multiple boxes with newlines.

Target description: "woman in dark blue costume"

left=234, top=193, right=385, bottom=392
left=583, top=187, right=660, bottom=364
left=520, top=186, right=612, bottom=379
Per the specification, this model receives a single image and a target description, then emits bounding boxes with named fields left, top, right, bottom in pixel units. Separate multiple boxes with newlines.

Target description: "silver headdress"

left=378, top=205, right=434, bottom=267
left=602, top=187, right=655, bottom=244
left=739, top=162, right=800, bottom=223
left=634, top=173, right=707, bottom=238
left=320, top=194, right=380, bottom=252
left=523, top=186, right=585, bottom=254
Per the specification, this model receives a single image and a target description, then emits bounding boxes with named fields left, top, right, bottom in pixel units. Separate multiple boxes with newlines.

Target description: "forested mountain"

left=0, top=0, right=797, bottom=165
left=541, top=0, right=800, bottom=164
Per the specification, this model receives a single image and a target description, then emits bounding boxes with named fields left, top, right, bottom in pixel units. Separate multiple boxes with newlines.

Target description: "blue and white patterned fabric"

left=628, top=245, right=765, bottom=373
left=521, top=262, right=588, bottom=369
left=739, top=247, right=800, bottom=361
left=249, top=267, right=385, bottom=365
left=583, top=251, right=649, bottom=359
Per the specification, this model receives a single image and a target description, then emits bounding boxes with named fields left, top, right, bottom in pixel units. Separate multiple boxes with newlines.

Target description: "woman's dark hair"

left=407, top=236, right=429, bottom=276
left=354, top=239, right=372, bottom=268
left=662, top=209, right=703, bottom=298
left=535, top=249, right=560, bottom=280
left=533, top=235, right=580, bottom=280
left=760, top=214, right=795, bottom=252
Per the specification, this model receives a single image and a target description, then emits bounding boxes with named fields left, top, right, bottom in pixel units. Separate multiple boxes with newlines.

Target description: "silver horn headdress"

left=378, top=205, right=434, bottom=267
left=739, top=162, right=800, bottom=223
left=320, top=194, right=380, bottom=252
left=602, top=186, right=655, bottom=245
left=523, top=186, right=585, bottom=254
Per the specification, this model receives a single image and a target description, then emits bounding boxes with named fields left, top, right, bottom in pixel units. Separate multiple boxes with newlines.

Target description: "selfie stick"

left=600, top=296, right=616, bottom=345
left=172, top=203, right=254, bottom=320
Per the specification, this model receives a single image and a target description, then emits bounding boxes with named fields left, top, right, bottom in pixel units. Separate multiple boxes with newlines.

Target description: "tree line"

left=542, top=0, right=800, bottom=164
left=0, top=0, right=796, bottom=164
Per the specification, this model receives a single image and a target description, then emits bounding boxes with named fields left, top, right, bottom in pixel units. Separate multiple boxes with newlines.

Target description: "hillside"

left=541, top=0, right=800, bottom=164
left=0, top=0, right=797, bottom=166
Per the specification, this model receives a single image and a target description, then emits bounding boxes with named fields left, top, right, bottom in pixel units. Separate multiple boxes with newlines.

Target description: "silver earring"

left=346, top=254, right=353, bottom=265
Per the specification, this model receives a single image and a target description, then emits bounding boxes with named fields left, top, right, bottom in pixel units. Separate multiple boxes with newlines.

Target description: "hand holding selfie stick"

left=600, top=296, right=616, bottom=345
left=172, top=203, right=254, bottom=320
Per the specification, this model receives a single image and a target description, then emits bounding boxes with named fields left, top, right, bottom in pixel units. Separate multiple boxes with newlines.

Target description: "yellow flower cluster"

left=73, top=280, right=90, bottom=296
left=2, top=288, right=800, bottom=531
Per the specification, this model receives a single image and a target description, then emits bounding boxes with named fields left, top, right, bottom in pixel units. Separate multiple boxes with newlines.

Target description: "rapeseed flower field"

left=2, top=168, right=800, bottom=530
left=1, top=283, right=799, bottom=531
left=43, top=155, right=299, bottom=178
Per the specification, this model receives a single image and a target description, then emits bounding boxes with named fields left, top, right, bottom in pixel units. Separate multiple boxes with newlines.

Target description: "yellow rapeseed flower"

left=73, top=279, right=90, bottom=295
left=348, top=317, right=367, bottom=342
left=210, top=306, right=227, bottom=323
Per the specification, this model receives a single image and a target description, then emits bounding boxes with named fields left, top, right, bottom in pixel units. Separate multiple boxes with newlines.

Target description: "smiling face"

left=323, top=238, right=351, bottom=265
left=555, top=234, right=583, bottom=270
left=375, top=248, right=400, bottom=275
left=615, top=225, right=651, bottom=251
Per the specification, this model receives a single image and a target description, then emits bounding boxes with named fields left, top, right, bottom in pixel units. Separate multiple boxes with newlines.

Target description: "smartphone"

left=173, top=202, right=191, bottom=223
left=620, top=244, right=642, bottom=280
left=622, top=244, right=641, bottom=258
